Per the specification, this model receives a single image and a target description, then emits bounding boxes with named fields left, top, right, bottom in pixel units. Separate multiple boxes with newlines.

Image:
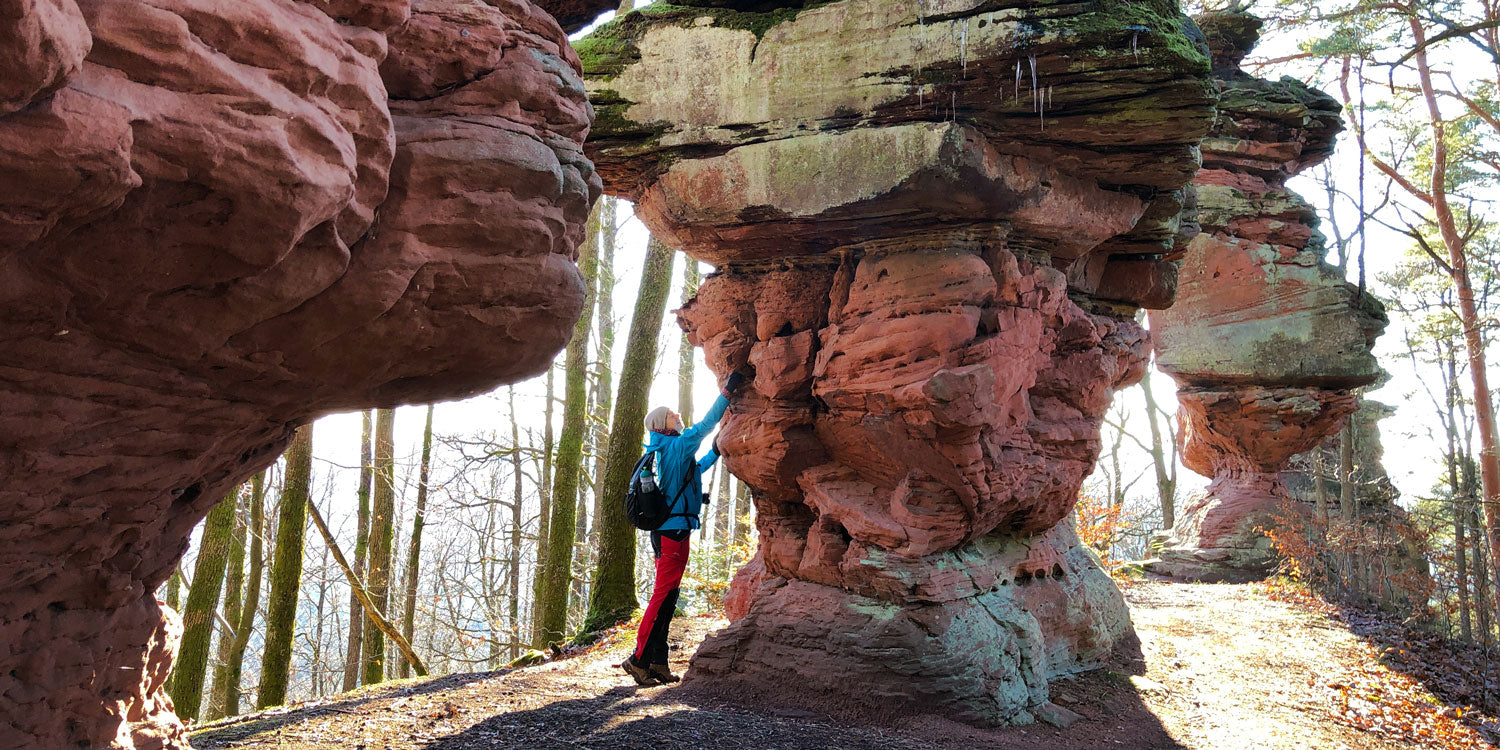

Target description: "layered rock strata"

left=1147, top=9, right=1387, bottom=581
left=581, top=0, right=1215, bottom=724
left=0, top=1, right=600, bottom=747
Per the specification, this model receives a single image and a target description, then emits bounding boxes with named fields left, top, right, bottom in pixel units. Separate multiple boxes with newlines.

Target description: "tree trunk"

left=531, top=366, right=555, bottom=646
left=397, top=405, right=434, bottom=678
left=584, top=236, right=678, bottom=634
left=733, top=479, right=752, bottom=549
left=305, top=496, right=427, bottom=677
left=205, top=484, right=249, bottom=720
left=1444, top=347, right=1474, bottom=642
left=258, top=424, right=314, bottom=709
left=1314, top=446, right=1329, bottom=529
left=169, top=486, right=240, bottom=721
left=1339, top=422, right=1357, bottom=594
left=715, top=456, right=731, bottom=575
left=342, top=410, right=374, bottom=691
left=361, top=408, right=397, bottom=685
left=536, top=201, right=600, bottom=647
left=1476, top=501, right=1495, bottom=648
left=1138, top=366, right=1175, bottom=530
left=310, top=544, right=328, bottom=697
left=212, top=471, right=264, bottom=717
left=1411, top=17, right=1500, bottom=633
left=679, top=257, right=700, bottom=426
left=166, top=569, right=181, bottom=611
left=508, top=387, right=525, bottom=660
left=589, top=197, right=619, bottom=562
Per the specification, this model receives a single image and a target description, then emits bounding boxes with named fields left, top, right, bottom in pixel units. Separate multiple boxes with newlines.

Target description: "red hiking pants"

left=633, top=529, right=690, bottom=664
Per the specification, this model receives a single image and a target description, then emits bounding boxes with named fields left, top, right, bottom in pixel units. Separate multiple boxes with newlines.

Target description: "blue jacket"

left=644, top=394, right=728, bottom=531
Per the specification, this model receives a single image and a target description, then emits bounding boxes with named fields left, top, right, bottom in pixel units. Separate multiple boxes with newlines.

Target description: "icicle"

left=960, top=19, right=969, bottom=78
left=1131, top=32, right=1139, bottom=60
left=1029, top=54, right=1038, bottom=112
left=1014, top=62, right=1021, bottom=101
left=951, top=91, right=957, bottom=122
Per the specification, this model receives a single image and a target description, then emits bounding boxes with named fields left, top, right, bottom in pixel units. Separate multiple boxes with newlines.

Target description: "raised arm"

left=696, top=445, right=719, bottom=475
left=679, top=393, right=728, bottom=446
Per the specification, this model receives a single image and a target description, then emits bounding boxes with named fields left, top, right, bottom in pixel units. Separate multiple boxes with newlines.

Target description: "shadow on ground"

left=1330, top=601, right=1500, bottom=741
left=196, top=661, right=1185, bottom=750
left=191, top=668, right=503, bottom=746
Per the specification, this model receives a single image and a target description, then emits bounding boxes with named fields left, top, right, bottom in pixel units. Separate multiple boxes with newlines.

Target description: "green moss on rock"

left=574, top=1, right=829, bottom=80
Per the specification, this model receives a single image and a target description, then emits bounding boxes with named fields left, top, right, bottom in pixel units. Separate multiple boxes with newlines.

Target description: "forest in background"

left=154, top=0, right=1500, bottom=725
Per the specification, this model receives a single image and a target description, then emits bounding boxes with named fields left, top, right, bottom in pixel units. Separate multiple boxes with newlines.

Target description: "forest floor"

left=191, top=581, right=1493, bottom=750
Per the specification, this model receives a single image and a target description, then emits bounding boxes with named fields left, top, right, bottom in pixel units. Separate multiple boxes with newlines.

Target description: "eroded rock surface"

left=0, top=1, right=598, bottom=747
left=1147, top=9, right=1386, bottom=581
left=581, top=0, right=1215, bottom=724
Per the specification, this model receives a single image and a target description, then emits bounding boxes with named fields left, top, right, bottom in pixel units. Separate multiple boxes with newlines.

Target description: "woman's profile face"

left=668, top=412, right=684, bottom=432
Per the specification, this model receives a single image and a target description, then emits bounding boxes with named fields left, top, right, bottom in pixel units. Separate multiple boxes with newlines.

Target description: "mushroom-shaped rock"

left=1146, top=8, right=1387, bottom=581
left=579, top=0, right=1215, bottom=724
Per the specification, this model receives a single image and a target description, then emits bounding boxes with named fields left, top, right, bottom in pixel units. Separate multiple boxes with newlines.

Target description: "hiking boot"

left=649, top=663, right=680, bottom=683
left=621, top=658, right=657, bottom=686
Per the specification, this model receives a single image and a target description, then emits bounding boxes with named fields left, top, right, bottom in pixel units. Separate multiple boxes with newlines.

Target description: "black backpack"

left=624, top=451, right=694, bottom=531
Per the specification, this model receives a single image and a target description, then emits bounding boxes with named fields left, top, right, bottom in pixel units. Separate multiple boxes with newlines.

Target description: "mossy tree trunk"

left=342, top=410, right=373, bottom=692
left=362, top=408, right=397, bottom=684
left=584, top=236, right=677, bottom=635
left=205, top=481, right=249, bottom=720
left=536, top=201, right=600, bottom=647
left=211, top=471, right=264, bottom=717
left=166, top=569, right=181, bottom=611
left=397, top=405, right=434, bottom=678
left=169, top=485, right=240, bottom=721
left=258, top=425, right=313, bottom=709
left=576, top=197, right=619, bottom=614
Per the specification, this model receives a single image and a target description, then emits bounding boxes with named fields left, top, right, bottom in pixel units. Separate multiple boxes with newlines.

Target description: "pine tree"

left=362, top=408, right=397, bottom=684
left=342, top=410, right=373, bottom=691
left=397, top=405, right=434, bottom=678
left=584, top=236, right=678, bottom=634
left=536, top=202, right=600, bottom=646
left=169, top=485, right=240, bottom=720
left=258, top=425, right=313, bottom=708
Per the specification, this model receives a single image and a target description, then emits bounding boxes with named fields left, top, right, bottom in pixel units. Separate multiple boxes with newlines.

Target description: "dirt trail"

left=192, top=582, right=1476, bottom=749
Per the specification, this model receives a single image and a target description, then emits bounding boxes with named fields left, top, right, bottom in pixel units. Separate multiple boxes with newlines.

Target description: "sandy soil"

left=191, top=581, right=1479, bottom=749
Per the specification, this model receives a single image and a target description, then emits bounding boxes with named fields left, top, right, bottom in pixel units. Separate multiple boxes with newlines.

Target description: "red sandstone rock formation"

left=579, top=0, right=1216, bottom=724
left=1147, top=10, right=1387, bottom=581
left=0, top=1, right=601, bottom=747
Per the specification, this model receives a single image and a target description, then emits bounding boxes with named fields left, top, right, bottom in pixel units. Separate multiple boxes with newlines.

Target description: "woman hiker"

left=621, top=370, right=745, bottom=685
